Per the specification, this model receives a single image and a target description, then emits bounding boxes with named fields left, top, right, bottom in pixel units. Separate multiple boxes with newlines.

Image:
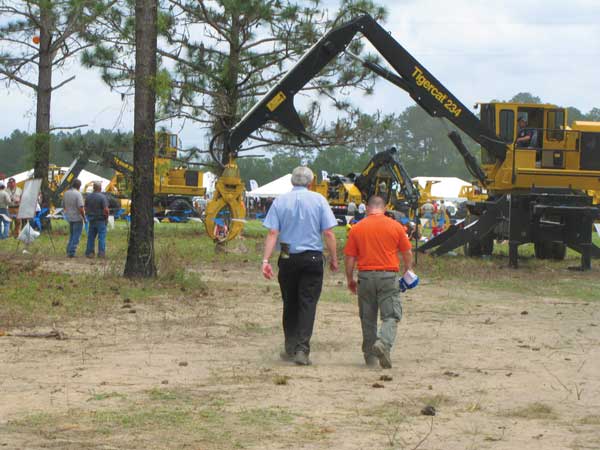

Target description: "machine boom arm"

left=224, top=14, right=507, bottom=185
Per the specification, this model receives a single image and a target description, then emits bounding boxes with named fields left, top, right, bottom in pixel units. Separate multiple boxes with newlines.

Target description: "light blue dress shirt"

left=263, top=186, right=338, bottom=254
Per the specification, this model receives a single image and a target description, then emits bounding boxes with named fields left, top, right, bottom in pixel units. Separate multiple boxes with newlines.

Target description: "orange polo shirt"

left=344, top=213, right=412, bottom=272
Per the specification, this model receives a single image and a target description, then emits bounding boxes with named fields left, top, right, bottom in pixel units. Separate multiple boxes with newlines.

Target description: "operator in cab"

left=515, top=116, right=533, bottom=148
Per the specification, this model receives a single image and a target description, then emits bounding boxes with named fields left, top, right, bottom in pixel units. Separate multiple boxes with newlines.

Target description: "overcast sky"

left=1, top=0, right=599, bottom=149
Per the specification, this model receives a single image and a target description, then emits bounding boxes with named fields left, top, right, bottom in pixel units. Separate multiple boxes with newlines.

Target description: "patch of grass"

left=501, top=402, right=558, bottom=420
left=238, top=407, right=294, bottom=427
left=146, top=388, right=181, bottom=402
left=273, top=375, right=290, bottom=385
left=87, top=391, right=126, bottom=402
left=321, top=288, right=353, bottom=304
left=580, top=415, right=600, bottom=425
left=2, top=389, right=316, bottom=449
left=417, top=393, right=453, bottom=409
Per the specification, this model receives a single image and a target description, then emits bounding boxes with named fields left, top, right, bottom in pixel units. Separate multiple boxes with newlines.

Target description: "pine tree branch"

left=0, top=66, right=37, bottom=90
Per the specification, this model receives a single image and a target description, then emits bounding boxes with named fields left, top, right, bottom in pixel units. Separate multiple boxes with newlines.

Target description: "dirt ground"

left=1, top=258, right=599, bottom=450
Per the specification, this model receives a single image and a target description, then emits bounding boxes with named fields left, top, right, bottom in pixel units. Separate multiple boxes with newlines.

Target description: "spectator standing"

left=421, top=201, right=434, bottom=228
left=347, top=200, right=357, bottom=217
left=63, top=179, right=86, bottom=257
left=261, top=166, right=338, bottom=366
left=0, top=183, right=11, bottom=239
left=7, top=178, right=22, bottom=237
left=85, top=181, right=109, bottom=258
left=344, top=196, right=413, bottom=369
left=355, top=202, right=366, bottom=220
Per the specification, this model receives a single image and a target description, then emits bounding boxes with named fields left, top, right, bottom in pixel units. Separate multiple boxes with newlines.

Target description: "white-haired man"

left=262, top=166, right=338, bottom=366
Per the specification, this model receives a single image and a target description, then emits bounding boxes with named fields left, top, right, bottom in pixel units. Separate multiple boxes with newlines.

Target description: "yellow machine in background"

left=204, top=161, right=246, bottom=242
left=312, top=175, right=362, bottom=217
left=104, top=132, right=206, bottom=219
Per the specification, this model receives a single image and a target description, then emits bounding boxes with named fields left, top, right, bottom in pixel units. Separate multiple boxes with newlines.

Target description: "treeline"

left=2, top=92, right=598, bottom=186
left=0, top=129, right=131, bottom=179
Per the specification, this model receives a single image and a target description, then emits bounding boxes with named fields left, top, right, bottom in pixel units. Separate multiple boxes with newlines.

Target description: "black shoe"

left=364, top=354, right=378, bottom=367
left=372, top=340, right=392, bottom=369
left=294, top=351, right=311, bottom=366
left=279, top=350, right=294, bottom=362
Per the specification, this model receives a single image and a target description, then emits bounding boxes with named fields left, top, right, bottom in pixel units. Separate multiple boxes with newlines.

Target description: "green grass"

left=1, top=219, right=598, bottom=329
left=501, top=402, right=558, bottom=420
left=3, top=389, right=316, bottom=450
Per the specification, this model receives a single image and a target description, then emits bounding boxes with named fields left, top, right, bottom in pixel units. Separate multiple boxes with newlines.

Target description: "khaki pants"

left=357, top=271, right=402, bottom=356
left=8, top=207, right=20, bottom=237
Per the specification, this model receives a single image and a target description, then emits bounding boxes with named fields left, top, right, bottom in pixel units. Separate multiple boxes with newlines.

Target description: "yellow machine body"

left=204, top=162, right=246, bottom=242
left=312, top=179, right=362, bottom=207
left=105, top=132, right=206, bottom=216
left=478, top=103, right=600, bottom=194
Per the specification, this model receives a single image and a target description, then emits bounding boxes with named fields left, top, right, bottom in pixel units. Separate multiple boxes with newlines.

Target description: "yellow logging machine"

left=212, top=14, right=600, bottom=269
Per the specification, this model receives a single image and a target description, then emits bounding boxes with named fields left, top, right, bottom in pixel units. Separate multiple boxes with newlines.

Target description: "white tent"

left=4, top=168, right=111, bottom=191
left=412, top=176, right=471, bottom=200
left=247, top=174, right=293, bottom=198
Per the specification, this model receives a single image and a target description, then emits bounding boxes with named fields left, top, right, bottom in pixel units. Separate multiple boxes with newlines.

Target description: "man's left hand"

left=262, top=262, right=274, bottom=280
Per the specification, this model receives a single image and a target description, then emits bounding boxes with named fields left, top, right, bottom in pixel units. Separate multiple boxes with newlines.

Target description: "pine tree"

left=0, top=0, right=117, bottom=202
left=123, top=0, right=158, bottom=278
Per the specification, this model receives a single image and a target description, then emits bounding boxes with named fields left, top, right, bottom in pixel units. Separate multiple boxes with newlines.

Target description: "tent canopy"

left=4, top=168, right=111, bottom=191
left=247, top=174, right=292, bottom=198
left=412, top=176, right=471, bottom=200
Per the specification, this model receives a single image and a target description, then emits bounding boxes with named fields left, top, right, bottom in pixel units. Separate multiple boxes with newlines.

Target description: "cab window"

left=546, top=110, right=565, bottom=141
left=499, top=110, right=514, bottom=143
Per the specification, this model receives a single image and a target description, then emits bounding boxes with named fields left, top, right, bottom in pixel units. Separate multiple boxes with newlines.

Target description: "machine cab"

left=480, top=102, right=573, bottom=169
left=156, top=132, right=179, bottom=159
left=478, top=102, right=600, bottom=192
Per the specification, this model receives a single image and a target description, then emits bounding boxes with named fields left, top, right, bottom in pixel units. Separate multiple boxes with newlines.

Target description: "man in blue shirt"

left=262, top=166, right=338, bottom=366
left=84, top=181, right=109, bottom=258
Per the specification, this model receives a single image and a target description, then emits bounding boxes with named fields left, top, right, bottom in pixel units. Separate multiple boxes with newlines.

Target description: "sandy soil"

left=0, top=261, right=599, bottom=450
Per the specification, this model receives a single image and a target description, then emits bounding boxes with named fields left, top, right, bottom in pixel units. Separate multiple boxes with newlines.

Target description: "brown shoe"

left=372, top=340, right=392, bottom=369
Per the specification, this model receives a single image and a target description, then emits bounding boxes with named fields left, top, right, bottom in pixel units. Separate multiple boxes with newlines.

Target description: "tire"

left=481, top=234, right=494, bottom=255
left=551, top=242, right=566, bottom=260
left=534, top=241, right=548, bottom=259
left=168, top=198, right=194, bottom=217
left=535, top=240, right=565, bottom=260
left=464, top=240, right=482, bottom=257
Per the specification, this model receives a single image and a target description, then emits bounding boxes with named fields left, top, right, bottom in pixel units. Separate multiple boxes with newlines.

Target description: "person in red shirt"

left=344, top=196, right=413, bottom=369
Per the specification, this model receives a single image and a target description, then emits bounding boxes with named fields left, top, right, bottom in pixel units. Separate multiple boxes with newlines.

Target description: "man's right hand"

left=347, top=278, right=357, bottom=294
left=329, top=258, right=339, bottom=272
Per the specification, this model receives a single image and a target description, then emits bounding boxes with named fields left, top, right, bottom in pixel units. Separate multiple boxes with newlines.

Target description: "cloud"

left=1, top=0, right=599, bottom=148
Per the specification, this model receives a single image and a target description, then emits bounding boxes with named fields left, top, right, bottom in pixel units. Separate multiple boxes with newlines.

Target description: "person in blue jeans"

left=85, top=181, right=109, bottom=258
left=63, top=179, right=86, bottom=257
left=0, top=183, right=11, bottom=239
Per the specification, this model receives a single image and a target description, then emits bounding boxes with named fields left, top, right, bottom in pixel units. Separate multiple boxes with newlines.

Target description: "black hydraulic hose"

left=447, top=131, right=487, bottom=185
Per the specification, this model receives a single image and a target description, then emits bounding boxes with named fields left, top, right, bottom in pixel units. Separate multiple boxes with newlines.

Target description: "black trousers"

left=277, top=251, right=324, bottom=354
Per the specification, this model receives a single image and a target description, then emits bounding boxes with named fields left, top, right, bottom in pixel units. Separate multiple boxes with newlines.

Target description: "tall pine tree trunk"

left=33, top=12, right=53, bottom=205
left=124, top=0, right=157, bottom=278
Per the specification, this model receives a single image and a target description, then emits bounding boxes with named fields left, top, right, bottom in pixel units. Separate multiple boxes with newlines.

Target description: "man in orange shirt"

left=344, top=196, right=413, bottom=369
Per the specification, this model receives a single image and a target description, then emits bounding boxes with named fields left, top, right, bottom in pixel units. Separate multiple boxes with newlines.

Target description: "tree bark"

left=124, top=0, right=157, bottom=278
left=33, top=10, right=53, bottom=206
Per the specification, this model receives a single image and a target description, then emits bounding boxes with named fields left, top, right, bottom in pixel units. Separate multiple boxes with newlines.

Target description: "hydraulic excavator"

left=209, top=14, right=600, bottom=269
left=313, top=146, right=420, bottom=221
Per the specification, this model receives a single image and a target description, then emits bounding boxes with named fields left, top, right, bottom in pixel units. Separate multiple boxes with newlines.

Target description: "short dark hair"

left=367, top=195, right=386, bottom=209
left=8, top=177, right=15, bottom=182
left=72, top=179, right=81, bottom=189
